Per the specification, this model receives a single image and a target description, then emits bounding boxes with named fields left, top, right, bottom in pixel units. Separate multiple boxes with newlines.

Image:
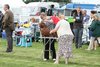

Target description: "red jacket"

left=51, top=16, right=60, bottom=25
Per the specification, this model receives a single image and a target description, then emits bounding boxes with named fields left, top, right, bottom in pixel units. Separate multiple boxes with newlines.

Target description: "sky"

left=0, top=0, right=26, bottom=7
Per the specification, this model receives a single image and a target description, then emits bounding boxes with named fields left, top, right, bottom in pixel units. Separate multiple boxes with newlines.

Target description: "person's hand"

left=50, top=30, right=53, bottom=34
left=44, top=19, right=48, bottom=22
left=44, top=19, right=53, bottom=23
left=2, top=25, right=5, bottom=29
left=73, top=19, right=76, bottom=22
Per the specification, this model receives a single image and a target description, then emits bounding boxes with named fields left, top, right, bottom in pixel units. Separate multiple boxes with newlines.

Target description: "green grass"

left=0, top=38, right=100, bottom=67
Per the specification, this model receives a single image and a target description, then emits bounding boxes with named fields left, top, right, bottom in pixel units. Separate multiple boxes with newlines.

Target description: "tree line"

left=23, top=0, right=71, bottom=4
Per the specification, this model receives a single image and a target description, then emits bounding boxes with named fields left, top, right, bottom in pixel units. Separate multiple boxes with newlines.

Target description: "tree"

left=23, top=0, right=41, bottom=4
left=23, top=0, right=71, bottom=4
left=46, top=0, right=71, bottom=3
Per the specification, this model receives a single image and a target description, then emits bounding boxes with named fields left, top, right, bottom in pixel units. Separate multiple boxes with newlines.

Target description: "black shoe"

left=6, top=50, right=12, bottom=53
left=53, top=58, right=56, bottom=61
left=36, top=40, right=38, bottom=42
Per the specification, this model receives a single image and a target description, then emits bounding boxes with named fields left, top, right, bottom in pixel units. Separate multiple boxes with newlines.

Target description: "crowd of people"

left=0, top=4, right=100, bottom=64
left=39, top=6, right=100, bottom=64
left=71, top=7, right=100, bottom=50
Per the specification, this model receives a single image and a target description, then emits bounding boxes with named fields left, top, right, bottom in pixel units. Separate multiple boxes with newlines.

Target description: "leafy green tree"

left=23, top=0, right=41, bottom=4
left=45, top=0, right=71, bottom=3
left=23, top=0, right=71, bottom=4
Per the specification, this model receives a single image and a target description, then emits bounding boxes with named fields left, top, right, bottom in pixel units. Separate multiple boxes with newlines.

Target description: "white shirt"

left=55, top=19, right=73, bottom=37
left=86, top=18, right=94, bottom=28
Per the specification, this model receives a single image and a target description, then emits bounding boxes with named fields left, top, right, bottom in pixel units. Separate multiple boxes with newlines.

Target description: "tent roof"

left=72, top=0, right=100, bottom=4
left=61, top=3, right=96, bottom=10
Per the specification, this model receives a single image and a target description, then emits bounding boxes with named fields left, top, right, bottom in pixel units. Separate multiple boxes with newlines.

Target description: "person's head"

left=76, top=7, right=81, bottom=13
left=50, top=5, right=54, bottom=9
left=4, top=4, right=10, bottom=11
left=82, top=10, right=87, bottom=16
left=53, top=12, right=57, bottom=16
left=59, top=14, right=65, bottom=20
left=90, top=11, right=97, bottom=18
left=30, top=17, right=35, bottom=22
left=92, top=14, right=100, bottom=20
left=40, top=12, right=46, bottom=20
left=71, top=9, right=77, bottom=16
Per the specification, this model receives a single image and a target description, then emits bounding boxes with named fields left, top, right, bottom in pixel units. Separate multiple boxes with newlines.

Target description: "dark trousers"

left=70, top=23, right=73, bottom=32
left=43, top=38, right=56, bottom=59
left=5, top=28, right=13, bottom=51
left=73, top=27, right=83, bottom=48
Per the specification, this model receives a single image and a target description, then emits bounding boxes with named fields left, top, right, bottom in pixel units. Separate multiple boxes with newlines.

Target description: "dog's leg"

left=65, top=57, right=69, bottom=64
left=93, top=40, right=96, bottom=50
left=94, top=41, right=97, bottom=50
left=54, top=53, right=59, bottom=64
left=97, top=37, right=100, bottom=47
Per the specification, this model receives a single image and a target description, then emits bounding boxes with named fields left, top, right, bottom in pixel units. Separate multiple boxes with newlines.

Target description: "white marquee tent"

left=0, top=0, right=27, bottom=22
left=0, top=0, right=26, bottom=8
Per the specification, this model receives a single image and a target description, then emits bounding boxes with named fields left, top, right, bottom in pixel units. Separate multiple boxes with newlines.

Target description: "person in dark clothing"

left=47, top=5, right=54, bottom=16
left=2, top=4, right=14, bottom=52
left=40, top=7, right=47, bottom=13
left=87, top=13, right=100, bottom=50
left=88, top=11, right=97, bottom=39
left=0, top=11, right=3, bottom=37
left=70, top=9, right=77, bottom=32
left=72, top=7, right=83, bottom=48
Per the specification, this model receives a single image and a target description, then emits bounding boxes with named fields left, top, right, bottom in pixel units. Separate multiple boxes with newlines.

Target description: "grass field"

left=0, top=38, right=100, bottom=67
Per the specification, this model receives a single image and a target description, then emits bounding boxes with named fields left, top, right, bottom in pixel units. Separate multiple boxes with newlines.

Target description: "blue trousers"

left=73, top=27, right=83, bottom=48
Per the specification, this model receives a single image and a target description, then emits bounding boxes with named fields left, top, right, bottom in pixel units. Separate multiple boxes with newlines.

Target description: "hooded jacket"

left=89, top=20, right=100, bottom=37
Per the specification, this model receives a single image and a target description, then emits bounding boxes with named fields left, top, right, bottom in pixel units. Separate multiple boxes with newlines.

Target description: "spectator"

left=30, top=17, right=40, bottom=42
left=50, top=13, right=60, bottom=25
left=44, top=13, right=60, bottom=26
left=70, top=9, right=77, bottom=31
left=82, top=10, right=90, bottom=44
left=0, top=11, right=3, bottom=37
left=50, top=14, right=74, bottom=64
left=47, top=5, right=54, bottom=16
left=2, top=4, right=14, bottom=52
left=72, top=7, right=83, bottom=48
left=86, top=13, right=100, bottom=50
left=82, top=10, right=90, bottom=24
left=39, top=12, right=46, bottom=23
left=88, top=11, right=97, bottom=39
